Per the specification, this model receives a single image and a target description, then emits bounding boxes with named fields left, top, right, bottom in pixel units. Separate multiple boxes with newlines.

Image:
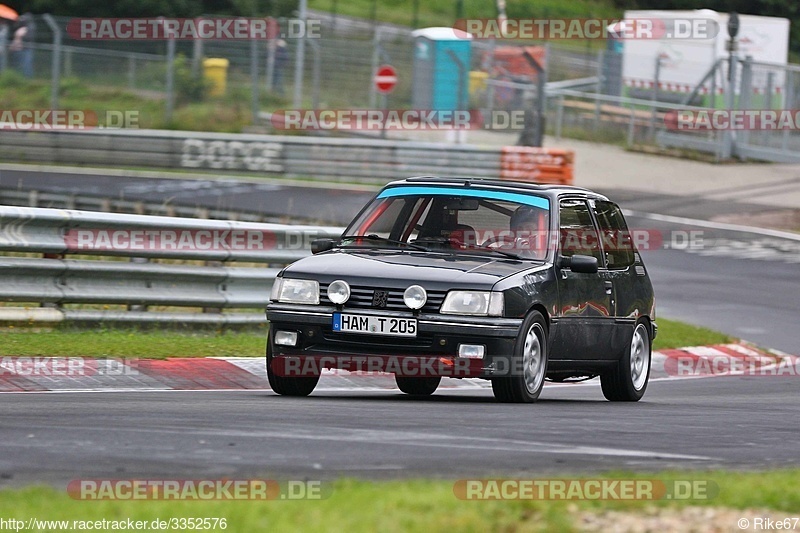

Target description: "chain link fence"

left=4, top=13, right=800, bottom=162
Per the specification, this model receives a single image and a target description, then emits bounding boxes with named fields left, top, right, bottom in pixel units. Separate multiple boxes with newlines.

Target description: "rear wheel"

left=395, top=376, right=441, bottom=396
left=601, top=321, right=651, bottom=402
left=266, top=333, right=319, bottom=397
left=492, top=311, right=548, bottom=403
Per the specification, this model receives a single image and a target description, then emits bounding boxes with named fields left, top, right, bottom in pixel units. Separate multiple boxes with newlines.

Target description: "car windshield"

left=341, top=186, right=552, bottom=260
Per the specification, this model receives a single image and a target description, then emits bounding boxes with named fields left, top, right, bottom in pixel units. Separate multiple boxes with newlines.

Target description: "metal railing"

left=0, top=206, right=343, bottom=325
left=0, top=128, right=504, bottom=184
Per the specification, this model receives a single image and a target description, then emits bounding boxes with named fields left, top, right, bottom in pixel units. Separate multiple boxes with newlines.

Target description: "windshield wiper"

left=471, top=247, right=525, bottom=260
left=339, top=234, right=430, bottom=252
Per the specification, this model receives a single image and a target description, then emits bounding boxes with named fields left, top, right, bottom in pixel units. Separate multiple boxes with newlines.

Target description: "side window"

left=593, top=201, right=635, bottom=268
left=559, top=199, right=603, bottom=263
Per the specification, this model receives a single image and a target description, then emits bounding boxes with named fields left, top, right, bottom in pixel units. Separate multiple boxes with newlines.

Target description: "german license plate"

left=332, top=313, right=417, bottom=337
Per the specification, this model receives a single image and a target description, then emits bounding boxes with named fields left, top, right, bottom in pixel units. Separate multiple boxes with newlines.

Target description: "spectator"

left=10, top=12, right=34, bottom=78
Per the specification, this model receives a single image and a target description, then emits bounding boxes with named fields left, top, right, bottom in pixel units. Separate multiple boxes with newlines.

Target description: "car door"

left=551, top=198, right=615, bottom=360
left=591, top=199, right=639, bottom=357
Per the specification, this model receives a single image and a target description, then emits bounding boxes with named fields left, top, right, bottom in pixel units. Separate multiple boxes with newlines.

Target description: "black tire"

left=601, top=320, right=651, bottom=402
left=266, top=333, right=319, bottom=397
left=492, top=310, right=548, bottom=403
left=395, top=376, right=441, bottom=396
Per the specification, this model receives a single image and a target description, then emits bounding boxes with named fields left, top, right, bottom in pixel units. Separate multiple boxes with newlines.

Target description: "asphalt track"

left=1, top=168, right=798, bottom=485
left=1, top=376, right=798, bottom=486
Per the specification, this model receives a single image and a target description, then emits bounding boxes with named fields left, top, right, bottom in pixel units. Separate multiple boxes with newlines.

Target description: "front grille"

left=320, top=284, right=446, bottom=313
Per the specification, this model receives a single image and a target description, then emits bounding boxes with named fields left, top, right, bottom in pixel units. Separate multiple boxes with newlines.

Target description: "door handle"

left=604, top=280, right=613, bottom=295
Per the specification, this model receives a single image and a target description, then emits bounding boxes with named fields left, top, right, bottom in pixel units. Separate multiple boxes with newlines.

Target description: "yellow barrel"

left=469, top=71, right=489, bottom=95
left=203, top=58, right=230, bottom=97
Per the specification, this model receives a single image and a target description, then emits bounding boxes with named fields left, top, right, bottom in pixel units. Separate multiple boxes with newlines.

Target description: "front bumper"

left=267, top=303, right=523, bottom=378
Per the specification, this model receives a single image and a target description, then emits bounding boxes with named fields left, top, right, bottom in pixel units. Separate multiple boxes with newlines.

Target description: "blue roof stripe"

left=377, top=186, right=550, bottom=210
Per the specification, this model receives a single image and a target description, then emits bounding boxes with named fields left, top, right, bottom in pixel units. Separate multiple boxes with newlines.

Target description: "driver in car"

left=509, top=206, right=547, bottom=259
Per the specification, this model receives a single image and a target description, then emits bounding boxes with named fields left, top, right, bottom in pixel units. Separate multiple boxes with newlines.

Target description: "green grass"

left=0, top=317, right=730, bottom=359
left=0, top=470, right=798, bottom=531
left=0, top=71, right=288, bottom=134
left=0, top=328, right=266, bottom=358
left=311, top=0, right=620, bottom=30
left=653, top=318, right=735, bottom=351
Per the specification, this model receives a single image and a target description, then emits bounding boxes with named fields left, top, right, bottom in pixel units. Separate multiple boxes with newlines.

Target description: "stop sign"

left=374, top=65, right=398, bottom=94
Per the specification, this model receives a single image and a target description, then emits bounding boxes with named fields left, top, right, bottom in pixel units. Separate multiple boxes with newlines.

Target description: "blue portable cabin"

left=411, top=27, right=472, bottom=111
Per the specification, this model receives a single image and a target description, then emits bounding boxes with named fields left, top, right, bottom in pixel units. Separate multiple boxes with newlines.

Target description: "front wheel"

left=395, top=376, right=441, bottom=396
left=492, top=311, right=548, bottom=403
left=601, top=321, right=651, bottom=402
left=266, top=333, right=319, bottom=397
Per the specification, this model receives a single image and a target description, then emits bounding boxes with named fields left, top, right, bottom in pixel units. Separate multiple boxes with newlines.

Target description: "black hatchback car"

left=266, top=177, right=656, bottom=403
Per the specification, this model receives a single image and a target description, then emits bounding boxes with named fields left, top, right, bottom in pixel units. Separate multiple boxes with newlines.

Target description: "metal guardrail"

left=0, top=129, right=503, bottom=184
left=0, top=188, right=288, bottom=223
left=0, top=206, right=344, bottom=325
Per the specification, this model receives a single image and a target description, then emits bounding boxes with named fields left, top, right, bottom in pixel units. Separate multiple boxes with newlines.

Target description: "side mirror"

left=558, top=254, right=598, bottom=274
left=311, top=238, right=336, bottom=254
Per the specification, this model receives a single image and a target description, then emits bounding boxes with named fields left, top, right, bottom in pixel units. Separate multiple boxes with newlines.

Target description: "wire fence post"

left=649, top=56, right=661, bottom=141
left=266, top=38, right=276, bottom=92
left=42, top=14, right=61, bottom=111
left=165, top=36, right=175, bottom=123
left=309, top=39, right=321, bottom=110
left=293, top=0, right=308, bottom=108
left=251, top=35, right=259, bottom=124
left=369, top=26, right=383, bottom=109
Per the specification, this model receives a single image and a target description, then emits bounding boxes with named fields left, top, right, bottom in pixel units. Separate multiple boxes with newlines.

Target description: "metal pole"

left=721, top=51, right=737, bottom=159
left=42, top=15, right=61, bottom=111
left=536, top=49, right=548, bottom=146
left=266, top=37, right=276, bottom=92
left=380, top=93, right=388, bottom=139
left=192, top=26, right=203, bottom=77
left=649, top=56, right=661, bottom=140
left=293, top=0, right=308, bottom=108
left=765, top=72, right=774, bottom=110
left=781, top=71, right=793, bottom=153
left=369, top=27, right=383, bottom=109
left=555, top=93, right=564, bottom=140
left=627, top=106, right=635, bottom=147
left=128, top=54, right=135, bottom=90
left=251, top=33, right=259, bottom=124
left=736, top=56, right=753, bottom=159
left=592, top=54, right=604, bottom=133
left=310, top=40, right=321, bottom=109
left=166, top=37, right=175, bottom=123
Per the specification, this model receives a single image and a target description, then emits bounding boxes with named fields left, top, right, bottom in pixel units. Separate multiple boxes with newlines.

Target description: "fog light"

left=274, top=330, right=299, bottom=347
left=458, top=344, right=485, bottom=359
left=403, top=285, right=427, bottom=310
left=327, top=279, right=351, bottom=305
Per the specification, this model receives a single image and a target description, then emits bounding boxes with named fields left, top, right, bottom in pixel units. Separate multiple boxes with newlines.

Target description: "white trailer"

left=619, top=10, right=790, bottom=104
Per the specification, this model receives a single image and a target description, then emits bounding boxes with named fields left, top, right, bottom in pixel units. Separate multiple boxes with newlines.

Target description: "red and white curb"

left=651, top=343, right=795, bottom=379
left=0, top=343, right=793, bottom=393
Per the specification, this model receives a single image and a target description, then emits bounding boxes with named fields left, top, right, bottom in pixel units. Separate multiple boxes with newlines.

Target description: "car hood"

left=282, top=249, right=539, bottom=290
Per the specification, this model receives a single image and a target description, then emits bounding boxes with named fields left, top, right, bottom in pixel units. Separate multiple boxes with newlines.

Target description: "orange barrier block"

left=499, top=147, right=574, bottom=185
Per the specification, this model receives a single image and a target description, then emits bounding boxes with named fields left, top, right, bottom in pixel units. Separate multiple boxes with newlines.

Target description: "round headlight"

left=327, top=280, right=350, bottom=305
left=403, top=285, right=427, bottom=310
